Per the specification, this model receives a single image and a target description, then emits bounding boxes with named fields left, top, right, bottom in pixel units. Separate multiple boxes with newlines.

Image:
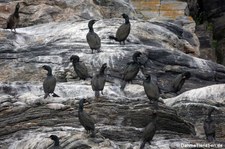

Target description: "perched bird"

left=86, top=20, right=101, bottom=53
left=6, top=3, right=20, bottom=32
left=172, top=71, right=191, bottom=93
left=49, top=135, right=62, bottom=149
left=143, top=74, right=160, bottom=109
left=140, top=111, right=157, bottom=149
left=91, top=63, right=107, bottom=98
left=120, top=51, right=142, bottom=90
left=78, top=99, right=95, bottom=137
left=42, top=65, right=59, bottom=99
left=70, top=55, right=90, bottom=80
left=109, top=13, right=131, bottom=45
left=204, top=108, right=216, bottom=142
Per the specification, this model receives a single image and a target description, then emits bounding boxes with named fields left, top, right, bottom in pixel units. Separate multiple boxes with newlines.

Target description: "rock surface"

left=0, top=0, right=135, bottom=28
left=186, top=0, right=225, bottom=65
left=0, top=0, right=225, bottom=149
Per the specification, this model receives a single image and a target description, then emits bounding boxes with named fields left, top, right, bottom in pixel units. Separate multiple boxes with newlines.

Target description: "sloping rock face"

left=164, top=84, right=225, bottom=143
left=0, top=0, right=225, bottom=149
left=186, top=0, right=225, bottom=65
left=0, top=0, right=135, bottom=28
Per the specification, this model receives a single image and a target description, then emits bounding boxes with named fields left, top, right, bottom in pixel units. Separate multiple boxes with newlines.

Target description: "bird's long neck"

left=124, top=17, right=130, bottom=24
left=146, top=77, right=151, bottom=82
left=54, top=139, right=60, bottom=146
left=153, top=115, right=157, bottom=124
left=99, top=67, right=106, bottom=75
left=79, top=101, right=84, bottom=112
left=133, top=55, right=139, bottom=63
left=72, top=60, right=79, bottom=65
left=89, top=25, right=94, bottom=32
left=47, top=69, right=53, bottom=76
left=14, top=6, right=19, bottom=18
left=207, top=114, right=212, bottom=121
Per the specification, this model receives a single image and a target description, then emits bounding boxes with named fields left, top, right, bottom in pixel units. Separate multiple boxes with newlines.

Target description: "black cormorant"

left=49, top=135, right=62, bottom=149
left=120, top=51, right=142, bottom=90
left=91, top=63, right=107, bottom=98
left=6, top=3, right=20, bottom=32
left=172, top=71, right=191, bottom=93
left=70, top=55, right=90, bottom=80
left=109, top=13, right=130, bottom=45
left=140, top=111, right=157, bottom=149
left=86, top=20, right=101, bottom=53
left=78, top=99, right=95, bottom=137
left=42, top=65, right=59, bottom=99
left=204, top=108, right=216, bottom=142
left=143, top=74, right=160, bottom=108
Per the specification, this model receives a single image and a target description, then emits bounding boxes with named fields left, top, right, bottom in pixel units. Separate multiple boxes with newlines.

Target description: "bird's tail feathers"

left=207, top=136, right=215, bottom=142
left=109, top=35, right=118, bottom=41
left=140, top=141, right=146, bottom=149
left=44, top=94, right=49, bottom=99
left=120, top=81, right=127, bottom=90
left=95, top=91, right=100, bottom=98
left=91, top=130, right=96, bottom=138
left=153, top=100, right=159, bottom=110
left=52, top=93, right=60, bottom=97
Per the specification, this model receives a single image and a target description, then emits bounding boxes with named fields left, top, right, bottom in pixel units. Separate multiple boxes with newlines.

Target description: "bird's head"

left=88, top=20, right=97, bottom=27
left=182, top=71, right=191, bottom=79
left=42, top=65, right=51, bottom=71
left=102, top=63, right=107, bottom=69
left=49, top=135, right=59, bottom=141
left=132, top=51, right=142, bottom=62
left=145, top=74, right=151, bottom=80
left=16, top=3, right=20, bottom=9
left=70, top=55, right=80, bottom=62
left=122, top=13, right=128, bottom=19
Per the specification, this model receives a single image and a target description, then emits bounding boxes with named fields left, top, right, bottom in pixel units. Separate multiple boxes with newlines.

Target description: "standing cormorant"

left=78, top=99, right=95, bottom=137
left=70, top=55, right=90, bottom=80
left=49, top=135, right=62, bottom=149
left=140, top=111, right=157, bottom=149
left=42, top=65, right=59, bottom=99
left=109, top=13, right=130, bottom=45
left=91, top=63, right=107, bottom=98
left=120, top=51, right=142, bottom=90
left=86, top=20, right=101, bottom=54
left=6, top=3, right=20, bottom=32
left=143, top=74, right=160, bottom=108
left=172, top=71, right=191, bottom=93
left=204, top=108, right=216, bottom=142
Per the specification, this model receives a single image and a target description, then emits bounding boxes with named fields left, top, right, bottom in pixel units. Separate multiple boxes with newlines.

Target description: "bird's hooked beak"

left=92, top=20, right=99, bottom=24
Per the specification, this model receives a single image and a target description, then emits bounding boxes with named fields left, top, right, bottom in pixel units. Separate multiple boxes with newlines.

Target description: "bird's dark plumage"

left=140, top=111, right=157, bottom=149
left=70, top=55, right=90, bottom=80
left=143, top=75, right=160, bottom=109
left=78, top=99, right=95, bottom=137
left=86, top=20, right=101, bottom=53
left=91, top=63, right=107, bottom=98
left=6, top=3, right=20, bottom=32
left=204, top=108, right=216, bottom=142
left=172, top=71, right=191, bottom=93
left=120, top=51, right=142, bottom=90
left=109, top=13, right=130, bottom=45
left=42, top=65, right=59, bottom=99
left=49, top=135, right=62, bottom=149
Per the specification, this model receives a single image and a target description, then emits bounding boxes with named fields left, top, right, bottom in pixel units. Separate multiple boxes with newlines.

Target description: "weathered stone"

left=0, top=1, right=225, bottom=148
left=0, top=0, right=136, bottom=28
